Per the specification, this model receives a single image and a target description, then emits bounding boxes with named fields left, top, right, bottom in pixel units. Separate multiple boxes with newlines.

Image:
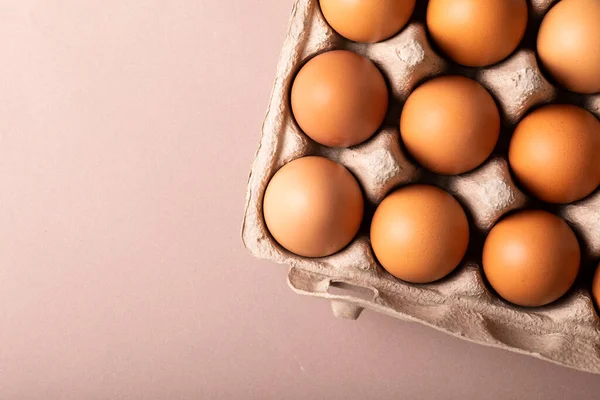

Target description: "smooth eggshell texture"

left=538, top=0, right=600, bottom=94
left=370, top=185, right=469, bottom=283
left=427, top=0, right=528, bottom=67
left=593, top=264, right=600, bottom=311
left=509, top=104, right=600, bottom=204
left=319, top=0, right=416, bottom=43
left=263, top=156, right=364, bottom=258
left=291, top=50, right=388, bottom=148
left=400, top=75, right=500, bottom=175
left=483, top=210, right=580, bottom=307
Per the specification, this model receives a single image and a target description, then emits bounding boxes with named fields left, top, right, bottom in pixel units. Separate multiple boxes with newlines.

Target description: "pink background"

left=1, top=0, right=600, bottom=398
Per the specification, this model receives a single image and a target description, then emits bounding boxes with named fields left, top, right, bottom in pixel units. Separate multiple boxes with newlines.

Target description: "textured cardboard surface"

left=242, top=0, right=600, bottom=374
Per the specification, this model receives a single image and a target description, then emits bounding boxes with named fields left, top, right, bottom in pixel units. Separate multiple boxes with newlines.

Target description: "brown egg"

left=291, top=50, right=388, bottom=148
left=483, top=210, right=580, bottom=307
left=400, top=75, right=500, bottom=175
left=319, top=0, right=416, bottom=43
left=593, top=264, right=600, bottom=310
left=538, top=0, right=600, bottom=94
left=370, top=185, right=469, bottom=283
left=263, top=156, right=364, bottom=258
left=427, top=0, right=528, bottom=67
left=509, top=105, right=600, bottom=204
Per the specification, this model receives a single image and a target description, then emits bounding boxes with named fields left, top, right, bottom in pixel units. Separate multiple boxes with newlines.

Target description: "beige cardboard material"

left=242, top=0, right=600, bottom=374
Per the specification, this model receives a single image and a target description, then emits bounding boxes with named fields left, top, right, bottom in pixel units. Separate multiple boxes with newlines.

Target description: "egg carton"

left=241, top=0, right=600, bottom=374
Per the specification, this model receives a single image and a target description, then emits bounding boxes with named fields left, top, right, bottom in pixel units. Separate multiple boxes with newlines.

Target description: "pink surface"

left=1, top=1, right=600, bottom=399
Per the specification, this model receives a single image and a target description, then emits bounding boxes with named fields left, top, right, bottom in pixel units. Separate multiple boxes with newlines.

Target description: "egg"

left=483, top=210, right=580, bottom=307
left=427, top=0, right=528, bottom=67
left=370, top=185, right=469, bottom=283
left=400, top=75, right=500, bottom=175
left=509, top=104, right=600, bottom=204
left=538, top=0, right=600, bottom=94
left=319, top=0, right=416, bottom=43
left=593, top=264, right=600, bottom=310
left=263, top=156, right=364, bottom=258
left=291, top=50, right=388, bottom=148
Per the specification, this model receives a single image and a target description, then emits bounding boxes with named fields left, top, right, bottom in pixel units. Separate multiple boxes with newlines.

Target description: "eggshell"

left=263, top=156, right=364, bottom=258
left=593, top=264, right=600, bottom=310
left=538, top=0, right=600, bottom=94
left=509, top=104, right=600, bottom=204
left=370, top=185, right=469, bottom=283
left=319, top=0, right=415, bottom=43
left=400, top=75, right=500, bottom=175
left=427, top=0, right=528, bottom=67
left=291, top=50, right=388, bottom=148
left=483, top=210, right=580, bottom=307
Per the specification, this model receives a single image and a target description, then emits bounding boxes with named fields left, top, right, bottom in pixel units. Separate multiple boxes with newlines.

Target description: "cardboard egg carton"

left=242, top=0, right=600, bottom=373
